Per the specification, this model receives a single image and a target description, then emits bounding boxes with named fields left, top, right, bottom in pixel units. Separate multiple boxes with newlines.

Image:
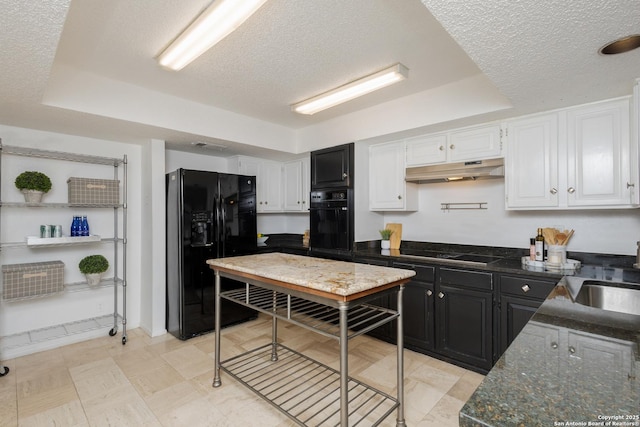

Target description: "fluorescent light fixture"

left=291, top=63, right=409, bottom=115
left=158, top=0, right=268, bottom=71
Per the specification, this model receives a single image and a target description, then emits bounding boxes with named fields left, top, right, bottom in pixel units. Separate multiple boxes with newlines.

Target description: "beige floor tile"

left=69, top=358, right=131, bottom=402
left=0, top=384, right=18, bottom=427
left=143, top=380, right=205, bottom=417
left=160, top=395, right=228, bottom=427
left=161, top=345, right=214, bottom=380
left=128, top=365, right=185, bottom=397
left=17, top=399, right=88, bottom=427
left=447, top=370, right=486, bottom=402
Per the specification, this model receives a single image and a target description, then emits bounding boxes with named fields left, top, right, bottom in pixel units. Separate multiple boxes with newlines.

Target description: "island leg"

left=213, top=270, right=222, bottom=387
left=396, top=285, right=406, bottom=426
left=271, top=291, right=278, bottom=361
left=339, top=302, right=349, bottom=426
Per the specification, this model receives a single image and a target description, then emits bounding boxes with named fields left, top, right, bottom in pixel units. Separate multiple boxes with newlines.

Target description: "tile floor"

left=0, top=314, right=484, bottom=426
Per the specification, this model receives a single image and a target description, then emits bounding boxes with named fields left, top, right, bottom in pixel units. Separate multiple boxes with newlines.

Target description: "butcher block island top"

left=206, top=252, right=415, bottom=300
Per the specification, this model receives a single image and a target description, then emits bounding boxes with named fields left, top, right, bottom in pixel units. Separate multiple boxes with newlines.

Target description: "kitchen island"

left=460, top=268, right=640, bottom=426
left=207, top=253, right=415, bottom=426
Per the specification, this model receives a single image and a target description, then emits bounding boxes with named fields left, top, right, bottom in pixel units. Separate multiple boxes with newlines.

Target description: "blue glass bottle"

left=71, top=216, right=79, bottom=237
left=81, top=215, right=89, bottom=237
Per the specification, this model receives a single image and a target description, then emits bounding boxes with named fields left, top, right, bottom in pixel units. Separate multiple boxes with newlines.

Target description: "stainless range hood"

left=405, top=158, right=504, bottom=184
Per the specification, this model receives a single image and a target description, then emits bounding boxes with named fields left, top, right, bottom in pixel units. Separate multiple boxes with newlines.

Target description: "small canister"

left=40, top=225, right=49, bottom=238
left=53, top=225, right=63, bottom=238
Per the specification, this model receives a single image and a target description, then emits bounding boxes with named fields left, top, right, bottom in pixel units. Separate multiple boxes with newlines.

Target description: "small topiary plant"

left=15, top=171, right=52, bottom=193
left=379, top=229, right=394, bottom=240
left=78, top=255, right=109, bottom=274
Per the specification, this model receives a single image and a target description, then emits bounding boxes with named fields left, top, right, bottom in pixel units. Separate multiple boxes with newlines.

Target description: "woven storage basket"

left=2, top=261, right=65, bottom=300
left=67, top=177, right=120, bottom=205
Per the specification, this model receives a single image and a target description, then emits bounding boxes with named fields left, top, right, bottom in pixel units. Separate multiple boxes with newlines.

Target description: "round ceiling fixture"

left=599, top=34, right=640, bottom=55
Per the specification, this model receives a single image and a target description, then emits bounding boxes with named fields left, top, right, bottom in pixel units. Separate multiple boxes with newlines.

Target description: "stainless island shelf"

left=209, top=253, right=414, bottom=427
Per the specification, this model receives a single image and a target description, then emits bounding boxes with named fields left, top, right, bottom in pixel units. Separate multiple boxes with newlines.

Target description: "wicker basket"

left=2, top=261, right=65, bottom=300
left=67, top=177, right=120, bottom=205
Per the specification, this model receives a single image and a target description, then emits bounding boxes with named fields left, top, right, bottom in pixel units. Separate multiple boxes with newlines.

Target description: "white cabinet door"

left=369, top=141, right=418, bottom=211
left=505, top=114, right=559, bottom=208
left=405, top=133, right=447, bottom=166
left=449, top=124, right=502, bottom=162
left=259, top=160, right=283, bottom=212
left=301, top=156, right=310, bottom=210
left=567, top=99, right=631, bottom=207
left=283, top=160, right=304, bottom=211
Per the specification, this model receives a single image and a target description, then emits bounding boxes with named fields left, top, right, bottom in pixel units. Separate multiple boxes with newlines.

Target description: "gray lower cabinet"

left=499, top=274, right=557, bottom=356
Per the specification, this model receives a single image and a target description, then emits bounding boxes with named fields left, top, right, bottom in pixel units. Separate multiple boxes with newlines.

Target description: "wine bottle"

left=535, top=228, right=545, bottom=261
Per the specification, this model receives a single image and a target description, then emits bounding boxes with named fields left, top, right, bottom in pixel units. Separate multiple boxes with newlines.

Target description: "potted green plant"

left=15, top=171, right=52, bottom=203
left=79, top=254, right=109, bottom=285
left=379, top=229, right=394, bottom=249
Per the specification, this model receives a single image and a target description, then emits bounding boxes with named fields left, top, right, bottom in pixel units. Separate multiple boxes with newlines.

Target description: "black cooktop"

left=398, top=249, right=502, bottom=265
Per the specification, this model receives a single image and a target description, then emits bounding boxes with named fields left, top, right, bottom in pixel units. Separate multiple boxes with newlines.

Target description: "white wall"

left=165, top=149, right=228, bottom=173
left=381, top=179, right=640, bottom=255
left=0, top=124, right=143, bottom=357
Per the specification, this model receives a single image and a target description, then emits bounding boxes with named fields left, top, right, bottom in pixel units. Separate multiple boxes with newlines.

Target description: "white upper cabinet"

left=505, top=97, right=636, bottom=210
left=449, top=124, right=502, bottom=162
left=405, top=134, right=447, bottom=165
left=567, top=99, right=632, bottom=207
left=369, top=141, right=418, bottom=211
left=505, top=113, right=559, bottom=208
left=406, top=124, right=502, bottom=167
left=233, top=156, right=283, bottom=212
left=283, top=157, right=309, bottom=212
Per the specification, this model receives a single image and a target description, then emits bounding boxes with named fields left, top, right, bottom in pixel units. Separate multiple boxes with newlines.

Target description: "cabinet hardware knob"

left=551, top=342, right=558, bottom=349
left=439, top=146, right=444, bottom=151
left=397, top=195, right=402, bottom=200
left=627, top=182, right=635, bottom=189
left=265, top=201, right=268, bottom=205
left=569, top=346, right=576, bottom=354
left=342, top=173, right=348, bottom=179
left=449, top=144, right=455, bottom=150
left=259, top=201, right=263, bottom=205
left=550, top=188, right=558, bottom=195
left=426, top=290, right=433, bottom=296
left=521, top=284, right=530, bottom=293
left=567, top=187, right=575, bottom=194
left=438, top=292, right=445, bottom=299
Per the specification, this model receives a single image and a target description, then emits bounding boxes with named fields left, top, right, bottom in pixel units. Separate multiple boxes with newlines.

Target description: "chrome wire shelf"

left=221, top=343, right=398, bottom=427
left=1, top=145, right=123, bottom=166
left=221, top=285, right=400, bottom=340
left=0, top=202, right=123, bottom=209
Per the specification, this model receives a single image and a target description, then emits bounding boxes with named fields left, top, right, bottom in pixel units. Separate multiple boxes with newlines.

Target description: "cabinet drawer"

left=393, top=262, right=435, bottom=282
left=439, top=268, right=492, bottom=291
left=500, top=275, right=557, bottom=300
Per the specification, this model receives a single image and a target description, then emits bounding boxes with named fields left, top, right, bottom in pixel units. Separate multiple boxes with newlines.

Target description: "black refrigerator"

left=166, top=169, right=258, bottom=340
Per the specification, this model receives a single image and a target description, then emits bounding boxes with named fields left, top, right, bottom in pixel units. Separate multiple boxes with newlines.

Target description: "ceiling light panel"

left=291, top=63, right=409, bottom=115
left=158, top=0, right=268, bottom=71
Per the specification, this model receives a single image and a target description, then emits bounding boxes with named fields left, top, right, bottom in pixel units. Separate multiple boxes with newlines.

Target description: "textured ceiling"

left=0, top=0, right=638, bottom=159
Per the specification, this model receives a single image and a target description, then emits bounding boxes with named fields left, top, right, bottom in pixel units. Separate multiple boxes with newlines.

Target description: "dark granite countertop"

left=459, top=272, right=640, bottom=426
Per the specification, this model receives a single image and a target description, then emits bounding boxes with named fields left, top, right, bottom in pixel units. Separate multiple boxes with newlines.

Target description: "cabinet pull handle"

left=550, top=188, right=558, bottom=195
left=627, top=182, right=635, bottom=189
left=426, top=290, right=433, bottom=296
left=567, top=187, right=575, bottom=194
left=521, top=284, right=530, bottom=293
left=439, top=145, right=444, bottom=151
left=438, top=292, right=445, bottom=299
left=449, top=144, right=455, bottom=150
left=569, top=346, right=576, bottom=354
left=551, top=342, right=558, bottom=349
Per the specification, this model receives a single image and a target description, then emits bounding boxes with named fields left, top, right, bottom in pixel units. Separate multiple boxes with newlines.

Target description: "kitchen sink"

left=572, top=281, right=640, bottom=316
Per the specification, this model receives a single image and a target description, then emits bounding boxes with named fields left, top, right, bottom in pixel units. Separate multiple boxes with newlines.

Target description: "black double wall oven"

left=309, top=143, right=354, bottom=259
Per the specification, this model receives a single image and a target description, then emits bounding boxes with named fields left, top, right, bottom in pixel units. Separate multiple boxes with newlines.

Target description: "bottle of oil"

left=535, top=228, right=545, bottom=261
